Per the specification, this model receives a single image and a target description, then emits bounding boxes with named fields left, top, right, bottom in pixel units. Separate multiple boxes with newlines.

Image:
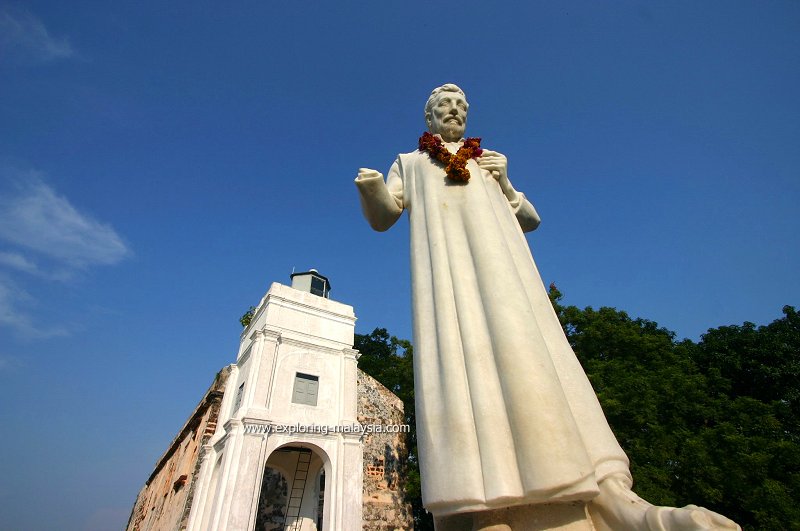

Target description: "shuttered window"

left=292, top=373, right=319, bottom=406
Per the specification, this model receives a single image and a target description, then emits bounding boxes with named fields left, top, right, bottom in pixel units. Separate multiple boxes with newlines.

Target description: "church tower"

left=185, top=271, right=363, bottom=530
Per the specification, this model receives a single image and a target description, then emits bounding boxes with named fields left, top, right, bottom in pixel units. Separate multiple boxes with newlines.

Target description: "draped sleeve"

left=508, top=191, right=541, bottom=233
left=354, top=159, right=404, bottom=232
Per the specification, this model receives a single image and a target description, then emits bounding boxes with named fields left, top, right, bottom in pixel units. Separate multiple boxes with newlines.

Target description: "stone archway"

left=255, top=445, right=329, bottom=531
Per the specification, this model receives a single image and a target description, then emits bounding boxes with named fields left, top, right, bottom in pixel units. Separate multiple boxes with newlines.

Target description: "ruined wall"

left=126, top=366, right=232, bottom=531
left=128, top=366, right=411, bottom=531
left=254, top=466, right=290, bottom=531
left=357, top=370, right=414, bottom=531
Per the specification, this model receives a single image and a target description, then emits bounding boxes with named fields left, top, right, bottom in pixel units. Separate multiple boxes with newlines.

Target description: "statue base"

left=434, top=502, right=595, bottom=531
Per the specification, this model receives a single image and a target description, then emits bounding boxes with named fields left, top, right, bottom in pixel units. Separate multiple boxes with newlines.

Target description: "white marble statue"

left=355, top=83, right=740, bottom=531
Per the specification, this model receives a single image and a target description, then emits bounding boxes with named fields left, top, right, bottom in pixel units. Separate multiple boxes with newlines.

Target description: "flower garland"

left=418, top=132, right=483, bottom=182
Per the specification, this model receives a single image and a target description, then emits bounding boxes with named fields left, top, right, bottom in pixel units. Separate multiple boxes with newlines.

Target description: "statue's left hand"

left=477, top=149, right=509, bottom=185
left=478, top=150, right=518, bottom=202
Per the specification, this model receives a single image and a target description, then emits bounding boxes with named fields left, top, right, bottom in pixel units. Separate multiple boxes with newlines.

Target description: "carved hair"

left=424, top=83, right=468, bottom=125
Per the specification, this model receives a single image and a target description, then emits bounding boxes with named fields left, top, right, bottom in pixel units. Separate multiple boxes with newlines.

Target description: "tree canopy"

left=355, top=288, right=799, bottom=530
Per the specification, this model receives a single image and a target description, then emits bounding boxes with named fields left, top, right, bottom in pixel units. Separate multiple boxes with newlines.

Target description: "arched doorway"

left=255, top=445, right=329, bottom=531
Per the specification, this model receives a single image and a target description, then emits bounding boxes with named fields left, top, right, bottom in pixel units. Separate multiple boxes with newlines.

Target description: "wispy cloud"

left=0, top=176, right=130, bottom=268
left=0, top=250, right=39, bottom=274
left=0, top=170, right=131, bottom=336
left=0, top=275, right=68, bottom=338
left=0, top=5, right=74, bottom=63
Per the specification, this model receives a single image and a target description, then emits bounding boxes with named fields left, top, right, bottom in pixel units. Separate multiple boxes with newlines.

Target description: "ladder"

left=283, top=449, right=312, bottom=531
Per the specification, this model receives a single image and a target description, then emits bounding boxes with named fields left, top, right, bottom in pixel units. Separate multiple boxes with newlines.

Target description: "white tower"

left=186, top=271, right=363, bottom=531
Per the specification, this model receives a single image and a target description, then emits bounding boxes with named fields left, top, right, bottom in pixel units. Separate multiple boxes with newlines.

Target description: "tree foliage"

left=550, top=286, right=799, bottom=529
left=356, top=291, right=799, bottom=530
left=239, top=305, right=256, bottom=328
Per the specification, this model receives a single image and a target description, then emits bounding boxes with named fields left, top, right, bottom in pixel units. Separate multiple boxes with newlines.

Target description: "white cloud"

left=0, top=170, right=131, bottom=337
left=0, top=250, right=39, bottom=274
left=0, top=177, right=131, bottom=268
left=0, top=275, right=68, bottom=338
left=0, top=6, right=74, bottom=63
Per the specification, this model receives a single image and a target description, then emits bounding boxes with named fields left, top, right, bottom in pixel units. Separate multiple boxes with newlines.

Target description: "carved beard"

left=437, top=120, right=465, bottom=142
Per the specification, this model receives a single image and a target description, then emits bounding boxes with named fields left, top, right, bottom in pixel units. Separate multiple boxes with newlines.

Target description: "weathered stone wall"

left=126, top=366, right=232, bottom=531
left=128, top=366, right=412, bottom=530
left=254, top=466, right=290, bottom=531
left=357, top=370, right=414, bottom=531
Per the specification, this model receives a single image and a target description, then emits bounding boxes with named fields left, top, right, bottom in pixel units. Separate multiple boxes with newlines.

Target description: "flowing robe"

left=355, top=141, right=630, bottom=516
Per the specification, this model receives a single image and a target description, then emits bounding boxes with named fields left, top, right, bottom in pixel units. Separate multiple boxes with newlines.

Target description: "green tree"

left=691, top=306, right=800, bottom=528
left=694, top=306, right=800, bottom=436
left=239, top=306, right=256, bottom=327
left=553, top=296, right=712, bottom=506
left=549, top=286, right=799, bottom=529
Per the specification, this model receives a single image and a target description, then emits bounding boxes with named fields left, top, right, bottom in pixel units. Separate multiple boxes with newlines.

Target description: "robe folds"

left=355, top=142, right=631, bottom=516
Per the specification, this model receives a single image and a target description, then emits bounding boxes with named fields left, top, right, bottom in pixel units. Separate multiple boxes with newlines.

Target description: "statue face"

left=427, top=92, right=468, bottom=142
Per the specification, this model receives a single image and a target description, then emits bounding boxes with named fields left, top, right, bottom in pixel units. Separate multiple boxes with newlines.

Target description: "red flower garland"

left=418, top=132, right=483, bottom=182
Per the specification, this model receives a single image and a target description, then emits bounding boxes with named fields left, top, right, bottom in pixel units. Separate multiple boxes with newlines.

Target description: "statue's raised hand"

left=357, top=168, right=383, bottom=181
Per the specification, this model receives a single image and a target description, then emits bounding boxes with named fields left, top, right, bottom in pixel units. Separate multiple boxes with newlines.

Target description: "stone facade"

left=128, top=367, right=414, bottom=531
left=127, top=280, right=413, bottom=530
left=358, top=370, right=414, bottom=531
left=126, top=367, right=232, bottom=531
left=190, top=282, right=363, bottom=531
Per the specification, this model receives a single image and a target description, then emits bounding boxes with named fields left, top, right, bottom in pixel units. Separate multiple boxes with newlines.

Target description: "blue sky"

left=0, top=1, right=798, bottom=529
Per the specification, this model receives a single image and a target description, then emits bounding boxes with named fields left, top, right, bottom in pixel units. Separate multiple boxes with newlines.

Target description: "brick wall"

left=125, top=366, right=231, bottom=531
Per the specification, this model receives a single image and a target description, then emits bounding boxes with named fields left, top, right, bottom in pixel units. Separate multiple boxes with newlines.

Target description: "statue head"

left=425, top=83, right=469, bottom=142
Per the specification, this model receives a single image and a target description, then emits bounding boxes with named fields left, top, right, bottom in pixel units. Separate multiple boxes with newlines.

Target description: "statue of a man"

left=355, top=83, right=739, bottom=531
